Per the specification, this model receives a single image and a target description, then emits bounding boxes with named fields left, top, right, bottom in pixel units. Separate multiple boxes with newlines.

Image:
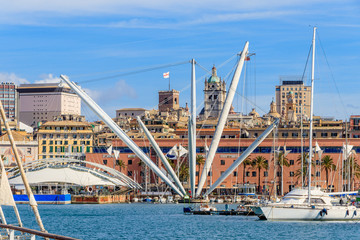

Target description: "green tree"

left=116, top=159, right=126, bottom=172
left=242, top=157, right=252, bottom=184
left=196, top=155, right=205, bottom=185
left=278, top=152, right=290, bottom=195
left=321, top=155, right=336, bottom=190
left=252, top=156, right=268, bottom=193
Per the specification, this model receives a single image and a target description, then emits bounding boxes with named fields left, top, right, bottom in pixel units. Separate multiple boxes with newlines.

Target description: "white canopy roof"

left=9, top=167, right=125, bottom=187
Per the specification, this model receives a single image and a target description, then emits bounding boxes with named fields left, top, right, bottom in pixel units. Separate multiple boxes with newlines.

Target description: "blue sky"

left=0, top=0, right=359, bottom=120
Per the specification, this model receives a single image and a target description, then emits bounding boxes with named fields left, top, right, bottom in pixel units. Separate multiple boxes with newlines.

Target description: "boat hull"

left=258, top=205, right=360, bottom=221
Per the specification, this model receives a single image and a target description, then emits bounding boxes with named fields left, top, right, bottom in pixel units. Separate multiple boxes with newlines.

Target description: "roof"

left=0, top=131, right=33, bottom=141
left=9, top=167, right=125, bottom=186
left=41, top=121, right=91, bottom=127
left=208, top=66, right=220, bottom=83
left=117, top=108, right=147, bottom=111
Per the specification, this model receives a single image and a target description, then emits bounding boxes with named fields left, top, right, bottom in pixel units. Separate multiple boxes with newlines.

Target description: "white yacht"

left=254, top=187, right=359, bottom=220
left=255, top=27, right=360, bottom=221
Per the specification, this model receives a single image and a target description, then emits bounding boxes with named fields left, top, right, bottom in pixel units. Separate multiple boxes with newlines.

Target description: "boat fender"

left=322, top=208, right=328, bottom=215
left=354, top=210, right=357, bottom=216
left=319, top=210, right=323, bottom=217
left=346, top=210, right=349, bottom=216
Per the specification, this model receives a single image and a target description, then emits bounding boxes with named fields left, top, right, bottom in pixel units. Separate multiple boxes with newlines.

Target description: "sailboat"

left=255, top=27, right=360, bottom=221
left=0, top=98, right=77, bottom=238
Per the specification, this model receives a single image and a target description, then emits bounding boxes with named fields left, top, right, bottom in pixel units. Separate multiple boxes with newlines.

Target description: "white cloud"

left=34, top=74, right=61, bottom=84
left=0, top=73, right=29, bottom=85
left=0, top=0, right=350, bottom=26
left=82, top=79, right=137, bottom=103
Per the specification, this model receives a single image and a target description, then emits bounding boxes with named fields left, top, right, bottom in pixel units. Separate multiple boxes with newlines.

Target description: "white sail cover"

left=0, top=168, right=16, bottom=206
left=166, top=144, right=188, bottom=159
left=107, top=145, right=113, bottom=155
left=9, top=167, right=125, bottom=187
left=343, top=144, right=353, bottom=156
left=113, top=150, right=120, bottom=159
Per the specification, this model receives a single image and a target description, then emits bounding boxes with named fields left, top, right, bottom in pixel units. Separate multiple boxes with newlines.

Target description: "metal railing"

left=0, top=224, right=78, bottom=240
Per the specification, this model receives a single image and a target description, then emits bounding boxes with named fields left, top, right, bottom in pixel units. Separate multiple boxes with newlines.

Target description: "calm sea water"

left=2, top=203, right=360, bottom=239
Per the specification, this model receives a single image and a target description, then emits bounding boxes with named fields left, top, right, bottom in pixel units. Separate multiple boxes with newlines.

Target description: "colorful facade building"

left=36, top=114, right=94, bottom=159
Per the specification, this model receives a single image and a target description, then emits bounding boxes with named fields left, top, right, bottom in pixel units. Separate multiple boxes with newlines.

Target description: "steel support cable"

left=317, top=33, right=348, bottom=119
left=77, top=61, right=190, bottom=84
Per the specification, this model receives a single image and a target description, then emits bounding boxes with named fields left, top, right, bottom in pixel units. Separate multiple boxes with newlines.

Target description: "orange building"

left=86, top=135, right=360, bottom=196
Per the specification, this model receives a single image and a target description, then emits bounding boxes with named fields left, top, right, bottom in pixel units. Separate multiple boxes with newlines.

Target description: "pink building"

left=17, top=83, right=81, bottom=127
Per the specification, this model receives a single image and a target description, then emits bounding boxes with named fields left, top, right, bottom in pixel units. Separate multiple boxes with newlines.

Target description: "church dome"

left=249, top=108, right=260, bottom=118
left=208, top=66, right=220, bottom=83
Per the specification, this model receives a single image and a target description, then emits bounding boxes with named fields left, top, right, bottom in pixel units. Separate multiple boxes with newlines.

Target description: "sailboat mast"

left=189, top=59, right=197, bottom=197
left=308, top=27, right=316, bottom=204
left=0, top=100, right=46, bottom=232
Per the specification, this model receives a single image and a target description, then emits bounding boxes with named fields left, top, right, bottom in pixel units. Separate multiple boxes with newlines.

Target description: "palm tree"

left=116, top=159, right=126, bottom=172
left=252, top=156, right=268, bottom=193
left=242, top=157, right=252, bottom=184
left=296, top=153, right=313, bottom=186
left=179, top=163, right=189, bottom=182
left=278, top=152, right=290, bottom=196
left=321, top=155, right=336, bottom=191
left=196, top=155, right=205, bottom=185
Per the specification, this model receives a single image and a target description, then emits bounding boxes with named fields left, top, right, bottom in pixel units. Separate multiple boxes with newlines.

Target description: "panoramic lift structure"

left=60, top=41, right=279, bottom=199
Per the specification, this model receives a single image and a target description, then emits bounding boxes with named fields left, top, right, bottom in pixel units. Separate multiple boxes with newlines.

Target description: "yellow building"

left=36, top=115, right=94, bottom=159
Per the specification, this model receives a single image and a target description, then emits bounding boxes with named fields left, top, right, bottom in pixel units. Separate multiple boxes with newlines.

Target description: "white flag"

left=0, top=167, right=16, bottom=206
left=178, top=144, right=188, bottom=157
left=343, top=144, right=353, bottom=155
left=166, top=144, right=178, bottom=160
left=113, top=150, right=120, bottom=159
left=107, top=145, right=113, bottom=155
left=163, top=72, right=170, bottom=79
left=315, top=142, right=321, bottom=152
left=283, top=145, right=291, bottom=157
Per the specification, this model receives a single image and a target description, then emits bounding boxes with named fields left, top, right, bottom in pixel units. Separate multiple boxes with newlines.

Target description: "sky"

left=0, top=0, right=359, bottom=121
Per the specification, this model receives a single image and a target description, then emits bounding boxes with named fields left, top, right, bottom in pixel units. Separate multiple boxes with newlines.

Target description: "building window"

left=196, top=171, right=199, bottom=176
left=42, top=140, right=46, bottom=144
left=49, top=146, right=53, bottom=153
left=292, top=133, right=298, bottom=137
left=128, top=171, right=132, bottom=176
left=220, top=160, right=225, bottom=165
left=316, top=160, right=320, bottom=165
left=331, top=133, right=337, bottom=137
left=289, top=171, right=294, bottom=177
left=42, top=146, right=46, bottom=152
left=290, top=160, right=294, bottom=165
left=233, top=171, right=238, bottom=177
left=103, top=160, right=108, bottom=165
left=246, top=171, right=250, bottom=177
left=282, top=132, right=288, bottom=137
left=252, top=171, right=256, bottom=177
left=316, top=171, right=320, bottom=177
left=73, top=134, right=77, bottom=139
left=277, top=171, right=281, bottom=177
left=208, top=171, right=212, bottom=176
left=321, top=132, right=328, bottom=137
left=264, top=171, right=268, bottom=177
left=128, top=160, right=133, bottom=165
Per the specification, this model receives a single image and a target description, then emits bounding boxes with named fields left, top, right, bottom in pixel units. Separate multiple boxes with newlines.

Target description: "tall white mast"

left=0, top=100, right=45, bottom=231
left=136, top=116, right=186, bottom=195
left=60, top=75, right=184, bottom=198
left=189, top=59, right=196, bottom=196
left=196, top=42, right=249, bottom=197
left=204, top=119, right=279, bottom=196
left=308, top=27, right=316, bottom=204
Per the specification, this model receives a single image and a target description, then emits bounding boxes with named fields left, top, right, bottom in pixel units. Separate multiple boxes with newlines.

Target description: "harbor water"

left=2, top=204, right=360, bottom=239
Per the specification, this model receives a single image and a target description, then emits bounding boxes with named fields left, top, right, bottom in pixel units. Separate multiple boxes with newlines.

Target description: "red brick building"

left=86, top=136, right=360, bottom=196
